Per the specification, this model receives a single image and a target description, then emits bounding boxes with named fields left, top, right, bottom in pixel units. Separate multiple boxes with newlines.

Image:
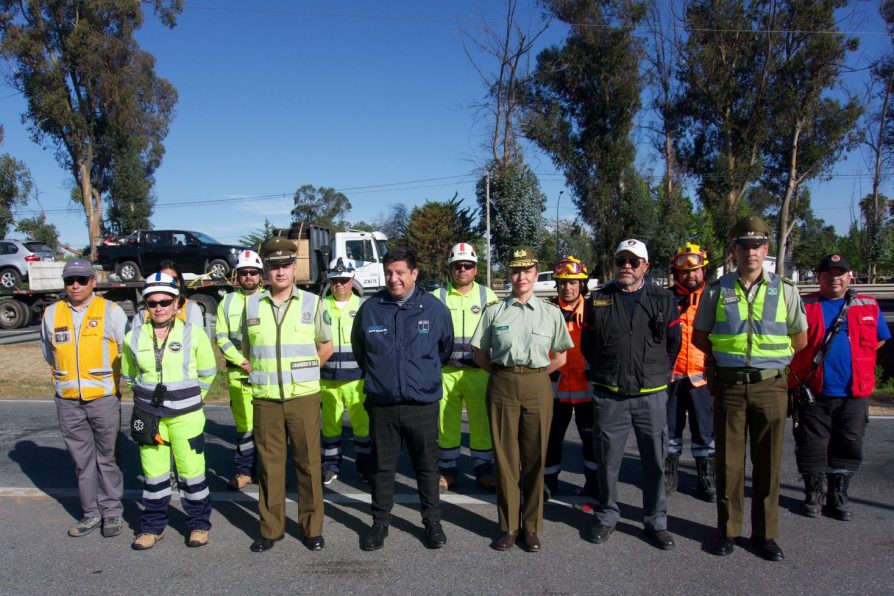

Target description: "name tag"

left=722, top=295, right=740, bottom=305
left=291, top=360, right=319, bottom=369
left=592, top=299, right=612, bottom=307
left=246, top=318, right=260, bottom=326
left=54, top=327, right=72, bottom=344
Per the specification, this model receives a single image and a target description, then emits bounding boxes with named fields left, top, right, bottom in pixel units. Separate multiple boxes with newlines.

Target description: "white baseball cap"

left=614, top=239, right=649, bottom=262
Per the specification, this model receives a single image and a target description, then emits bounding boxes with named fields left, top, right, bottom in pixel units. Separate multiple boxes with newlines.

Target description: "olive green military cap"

left=508, top=245, right=538, bottom=268
left=729, top=215, right=771, bottom=245
left=259, top=236, right=297, bottom=263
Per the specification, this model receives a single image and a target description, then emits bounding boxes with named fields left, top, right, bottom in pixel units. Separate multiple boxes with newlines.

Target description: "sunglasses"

left=238, top=269, right=261, bottom=277
left=452, top=262, right=476, bottom=271
left=63, top=276, right=92, bottom=286
left=672, top=253, right=706, bottom=269
left=614, top=257, right=642, bottom=268
left=146, top=299, right=175, bottom=309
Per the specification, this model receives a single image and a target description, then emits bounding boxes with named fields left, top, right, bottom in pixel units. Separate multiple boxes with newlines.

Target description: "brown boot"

left=188, top=529, right=209, bottom=548
left=132, top=532, right=166, bottom=551
left=228, top=473, right=252, bottom=490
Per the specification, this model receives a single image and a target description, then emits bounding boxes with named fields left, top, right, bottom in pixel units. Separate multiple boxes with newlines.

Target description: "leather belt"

left=494, top=365, right=546, bottom=374
left=714, top=367, right=783, bottom=385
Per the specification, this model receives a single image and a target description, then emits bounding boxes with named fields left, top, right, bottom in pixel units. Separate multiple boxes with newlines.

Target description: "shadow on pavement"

left=8, top=439, right=81, bottom=519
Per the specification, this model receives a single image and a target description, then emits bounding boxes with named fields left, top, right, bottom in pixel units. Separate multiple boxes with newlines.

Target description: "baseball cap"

left=817, top=254, right=852, bottom=273
left=614, top=239, right=649, bottom=262
left=62, top=259, right=95, bottom=278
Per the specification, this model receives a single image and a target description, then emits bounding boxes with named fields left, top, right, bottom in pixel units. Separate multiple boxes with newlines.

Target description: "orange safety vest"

left=672, top=285, right=707, bottom=387
left=554, top=296, right=590, bottom=403
left=50, top=297, right=121, bottom=400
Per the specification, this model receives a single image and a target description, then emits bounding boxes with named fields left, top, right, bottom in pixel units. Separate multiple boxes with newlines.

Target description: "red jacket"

left=672, top=284, right=707, bottom=387
left=789, top=292, right=882, bottom=398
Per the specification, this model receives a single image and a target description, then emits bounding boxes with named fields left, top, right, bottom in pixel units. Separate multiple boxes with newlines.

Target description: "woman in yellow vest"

left=122, top=272, right=217, bottom=550
left=129, top=260, right=203, bottom=332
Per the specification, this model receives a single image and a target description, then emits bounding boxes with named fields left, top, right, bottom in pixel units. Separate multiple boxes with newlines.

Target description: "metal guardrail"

left=0, top=329, right=40, bottom=345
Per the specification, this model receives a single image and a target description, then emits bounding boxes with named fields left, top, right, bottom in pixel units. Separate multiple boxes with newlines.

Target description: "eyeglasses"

left=146, top=299, right=175, bottom=308
left=63, top=276, right=92, bottom=286
left=452, top=262, right=476, bottom=271
left=672, top=253, right=706, bottom=269
left=614, top=257, right=642, bottom=268
left=238, top=269, right=261, bottom=277
left=331, top=278, right=353, bottom=284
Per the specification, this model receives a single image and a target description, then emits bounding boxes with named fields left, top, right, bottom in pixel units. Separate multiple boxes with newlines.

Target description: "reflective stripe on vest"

left=438, top=283, right=489, bottom=367
left=710, top=274, right=792, bottom=368
left=215, top=292, right=246, bottom=354
left=245, top=290, right=321, bottom=400
left=50, top=297, right=119, bottom=400
left=128, top=320, right=204, bottom=417
left=321, top=294, right=362, bottom=381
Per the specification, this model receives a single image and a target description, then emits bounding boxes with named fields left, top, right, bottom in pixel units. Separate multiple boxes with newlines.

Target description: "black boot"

left=825, top=472, right=853, bottom=521
left=695, top=456, right=717, bottom=503
left=800, top=472, right=825, bottom=518
left=664, top=454, right=679, bottom=496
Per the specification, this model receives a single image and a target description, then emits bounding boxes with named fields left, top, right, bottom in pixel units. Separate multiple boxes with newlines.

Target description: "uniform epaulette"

left=542, top=298, right=560, bottom=308
left=486, top=299, right=499, bottom=307
left=782, top=277, right=796, bottom=286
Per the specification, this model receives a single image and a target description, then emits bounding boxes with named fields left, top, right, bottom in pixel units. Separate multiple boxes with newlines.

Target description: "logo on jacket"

left=133, top=419, right=144, bottom=432
left=322, top=311, right=331, bottom=325
left=88, top=319, right=99, bottom=328
left=766, top=287, right=779, bottom=296
left=349, top=310, right=357, bottom=318
left=302, top=311, right=312, bottom=323
left=418, top=320, right=430, bottom=334
left=169, top=342, right=183, bottom=352
left=471, top=305, right=481, bottom=314
left=368, top=325, right=387, bottom=334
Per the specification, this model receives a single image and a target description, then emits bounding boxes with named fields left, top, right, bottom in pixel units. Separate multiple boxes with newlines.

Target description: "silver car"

left=0, top=239, right=56, bottom=289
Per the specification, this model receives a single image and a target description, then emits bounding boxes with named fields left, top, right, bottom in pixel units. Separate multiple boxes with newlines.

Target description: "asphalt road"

left=1, top=400, right=892, bottom=595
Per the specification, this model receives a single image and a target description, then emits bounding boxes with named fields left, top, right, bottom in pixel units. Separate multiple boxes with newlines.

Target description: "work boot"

left=475, top=473, right=497, bottom=493
left=695, top=456, right=717, bottom=503
left=68, top=516, right=101, bottom=537
left=825, top=472, right=853, bottom=521
left=800, top=472, right=825, bottom=518
left=101, top=516, right=123, bottom=538
left=132, top=532, right=165, bottom=551
left=187, top=529, right=209, bottom=548
left=322, top=469, right=339, bottom=486
left=228, top=473, right=252, bottom=491
left=664, top=454, right=679, bottom=496
left=438, top=474, right=456, bottom=494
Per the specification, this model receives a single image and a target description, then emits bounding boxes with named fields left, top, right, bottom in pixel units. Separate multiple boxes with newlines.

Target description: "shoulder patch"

left=486, top=299, right=499, bottom=307
left=542, top=298, right=559, bottom=308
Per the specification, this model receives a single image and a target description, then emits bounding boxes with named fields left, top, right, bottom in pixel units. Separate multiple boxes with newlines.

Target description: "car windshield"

left=23, top=242, right=53, bottom=253
left=191, top=232, right=220, bottom=245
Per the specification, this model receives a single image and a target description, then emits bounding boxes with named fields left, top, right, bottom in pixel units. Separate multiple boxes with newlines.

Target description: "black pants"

left=545, top=400, right=596, bottom=492
left=367, top=402, right=440, bottom=526
left=667, top=380, right=715, bottom=458
left=795, top=396, right=869, bottom=473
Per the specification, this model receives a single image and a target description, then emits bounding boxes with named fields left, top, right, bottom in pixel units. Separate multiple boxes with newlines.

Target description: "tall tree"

left=290, top=184, right=352, bottom=231
left=240, top=218, right=276, bottom=249
left=105, top=132, right=157, bottom=235
left=524, top=0, right=647, bottom=278
left=0, top=0, right=181, bottom=258
left=760, top=0, right=862, bottom=274
left=403, top=195, right=480, bottom=283
left=674, top=0, right=776, bottom=255
left=373, top=203, right=409, bottom=244
left=16, top=213, right=57, bottom=249
left=0, top=127, right=34, bottom=237
left=475, top=160, right=546, bottom=267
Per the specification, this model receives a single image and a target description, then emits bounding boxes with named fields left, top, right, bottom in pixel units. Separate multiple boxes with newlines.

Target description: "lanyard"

left=152, top=321, right=173, bottom=383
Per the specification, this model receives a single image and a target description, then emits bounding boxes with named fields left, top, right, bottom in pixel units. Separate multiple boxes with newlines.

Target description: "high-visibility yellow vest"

left=437, top=282, right=497, bottom=367
left=48, top=296, right=120, bottom=400
left=321, top=293, right=362, bottom=381
left=709, top=273, right=793, bottom=369
left=244, top=290, right=321, bottom=400
left=122, top=319, right=217, bottom=417
left=215, top=291, right=248, bottom=371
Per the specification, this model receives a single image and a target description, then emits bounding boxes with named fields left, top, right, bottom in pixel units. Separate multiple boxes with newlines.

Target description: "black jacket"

left=581, top=281, right=682, bottom=395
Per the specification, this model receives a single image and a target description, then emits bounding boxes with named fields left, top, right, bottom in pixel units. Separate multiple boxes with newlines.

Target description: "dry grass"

left=0, top=342, right=229, bottom=401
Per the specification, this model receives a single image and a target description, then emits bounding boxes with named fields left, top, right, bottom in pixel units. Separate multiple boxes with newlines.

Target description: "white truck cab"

left=332, top=229, right=388, bottom=291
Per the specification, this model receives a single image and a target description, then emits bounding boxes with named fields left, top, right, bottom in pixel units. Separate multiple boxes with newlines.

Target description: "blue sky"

left=1, top=0, right=890, bottom=249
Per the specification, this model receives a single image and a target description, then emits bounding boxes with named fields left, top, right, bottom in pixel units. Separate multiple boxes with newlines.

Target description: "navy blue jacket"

left=351, top=285, right=453, bottom=406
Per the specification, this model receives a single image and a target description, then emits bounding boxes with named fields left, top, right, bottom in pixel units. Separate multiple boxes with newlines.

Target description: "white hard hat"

left=327, top=257, right=356, bottom=280
left=236, top=249, right=263, bottom=270
left=142, top=272, right=179, bottom=298
left=447, top=242, right=478, bottom=265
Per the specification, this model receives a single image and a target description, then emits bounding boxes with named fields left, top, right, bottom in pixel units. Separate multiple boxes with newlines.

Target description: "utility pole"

left=486, top=168, right=491, bottom=288
left=555, top=190, right=564, bottom=260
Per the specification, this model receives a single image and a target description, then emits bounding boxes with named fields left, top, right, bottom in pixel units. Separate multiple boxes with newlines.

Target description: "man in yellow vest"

left=436, top=242, right=498, bottom=493
left=693, top=215, right=807, bottom=561
left=40, top=259, right=128, bottom=538
left=215, top=249, right=263, bottom=490
left=243, top=236, right=333, bottom=553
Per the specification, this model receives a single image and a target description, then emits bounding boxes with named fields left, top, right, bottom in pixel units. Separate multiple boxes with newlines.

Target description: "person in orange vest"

left=666, top=243, right=716, bottom=502
left=40, top=259, right=128, bottom=538
left=544, top=256, right=597, bottom=503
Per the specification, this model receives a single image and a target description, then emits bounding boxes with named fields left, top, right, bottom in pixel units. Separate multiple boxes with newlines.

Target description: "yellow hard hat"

left=671, top=243, right=709, bottom=271
left=552, top=255, right=589, bottom=280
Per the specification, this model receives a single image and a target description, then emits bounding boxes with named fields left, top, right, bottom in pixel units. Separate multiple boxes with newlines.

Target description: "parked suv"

left=0, top=239, right=56, bottom=289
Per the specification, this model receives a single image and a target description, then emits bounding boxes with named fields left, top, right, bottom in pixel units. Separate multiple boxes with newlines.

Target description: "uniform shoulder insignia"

left=708, top=279, right=720, bottom=287
left=782, top=277, right=795, bottom=286
left=542, top=298, right=560, bottom=308
left=486, top=299, right=499, bottom=307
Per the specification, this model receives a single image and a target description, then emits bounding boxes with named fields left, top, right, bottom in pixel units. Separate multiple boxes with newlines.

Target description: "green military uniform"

left=243, top=237, right=333, bottom=545
left=215, top=291, right=256, bottom=480
left=693, top=216, right=807, bottom=546
left=437, top=282, right=499, bottom=484
left=471, top=247, right=573, bottom=535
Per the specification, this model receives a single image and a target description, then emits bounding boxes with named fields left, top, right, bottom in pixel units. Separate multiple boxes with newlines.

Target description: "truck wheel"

left=207, top=259, right=230, bottom=280
left=116, top=260, right=141, bottom=282
left=190, top=293, right=218, bottom=318
left=0, top=299, right=28, bottom=329
left=0, top=268, right=22, bottom=290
